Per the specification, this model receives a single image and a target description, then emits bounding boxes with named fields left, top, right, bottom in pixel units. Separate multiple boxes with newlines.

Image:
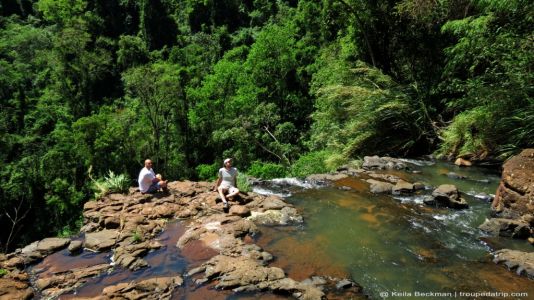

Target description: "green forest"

left=1, top=0, right=532, bottom=251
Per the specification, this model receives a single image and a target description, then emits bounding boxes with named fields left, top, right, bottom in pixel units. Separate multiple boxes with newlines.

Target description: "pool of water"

left=256, top=161, right=534, bottom=299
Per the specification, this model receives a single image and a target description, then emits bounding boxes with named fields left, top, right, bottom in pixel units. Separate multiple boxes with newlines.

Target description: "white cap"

left=224, top=158, right=232, bottom=164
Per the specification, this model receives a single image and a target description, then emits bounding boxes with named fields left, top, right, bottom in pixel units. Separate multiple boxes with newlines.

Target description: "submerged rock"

left=35, top=264, right=111, bottom=298
left=366, top=179, right=393, bottom=194
left=431, top=184, right=468, bottom=209
left=247, top=207, right=303, bottom=225
left=99, top=275, right=183, bottom=300
left=194, top=255, right=324, bottom=299
left=493, top=249, right=534, bottom=279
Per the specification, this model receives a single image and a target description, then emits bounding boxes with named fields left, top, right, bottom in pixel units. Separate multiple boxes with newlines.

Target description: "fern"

left=90, top=169, right=131, bottom=199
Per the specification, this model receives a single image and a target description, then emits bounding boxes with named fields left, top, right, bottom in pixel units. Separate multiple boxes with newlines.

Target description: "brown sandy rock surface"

left=493, top=249, right=534, bottom=279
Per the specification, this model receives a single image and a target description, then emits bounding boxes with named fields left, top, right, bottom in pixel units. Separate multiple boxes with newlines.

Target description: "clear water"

left=257, top=161, right=534, bottom=299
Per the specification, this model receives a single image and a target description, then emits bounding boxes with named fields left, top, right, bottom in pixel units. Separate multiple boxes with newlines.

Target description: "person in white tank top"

left=213, top=158, right=239, bottom=208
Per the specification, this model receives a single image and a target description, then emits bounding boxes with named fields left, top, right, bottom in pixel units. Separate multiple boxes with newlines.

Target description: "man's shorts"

left=145, top=181, right=162, bottom=194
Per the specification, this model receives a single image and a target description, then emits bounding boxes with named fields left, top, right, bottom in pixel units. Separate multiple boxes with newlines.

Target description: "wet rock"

left=113, top=240, right=163, bottom=270
left=366, top=179, right=393, bottom=194
left=492, top=149, right=534, bottom=222
left=335, top=278, right=354, bottom=289
left=446, top=172, right=467, bottom=180
left=367, top=173, right=401, bottom=183
left=99, top=275, right=183, bottom=300
left=392, top=180, right=414, bottom=194
left=493, top=249, right=534, bottom=279
left=229, top=205, right=251, bottom=217
left=422, top=195, right=436, bottom=206
left=0, top=278, right=33, bottom=300
left=362, top=156, right=407, bottom=170
left=479, top=218, right=530, bottom=239
left=431, top=184, right=468, bottom=209
left=473, top=192, right=494, bottom=202
left=68, top=240, right=83, bottom=253
left=197, top=255, right=324, bottom=299
left=36, top=264, right=111, bottom=298
left=84, top=230, right=119, bottom=251
left=306, top=173, right=348, bottom=185
left=455, top=157, right=472, bottom=167
left=413, top=182, right=426, bottom=191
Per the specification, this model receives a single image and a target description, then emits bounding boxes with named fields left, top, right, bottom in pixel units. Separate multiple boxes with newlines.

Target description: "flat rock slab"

left=494, top=249, right=534, bottom=279
left=84, top=230, right=119, bottom=251
left=20, top=238, right=71, bottom=262
left=0, top=278, right=33, bottom=300
left=99, top=275, right=183, bottom=300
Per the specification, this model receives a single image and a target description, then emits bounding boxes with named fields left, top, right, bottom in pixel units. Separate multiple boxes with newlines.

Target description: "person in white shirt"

left=138, top=159, right=167, bottom=194
left=213, top=158, right=239, bottom=208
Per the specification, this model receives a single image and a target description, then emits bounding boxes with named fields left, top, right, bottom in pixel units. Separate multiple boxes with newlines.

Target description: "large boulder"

left=431, top=184, right=468, bottom=209
left=392, top=180, right=414, bottom=194
left=479, top=218, right=531, bottom=239
left=492, top=149, right=534, bottom=219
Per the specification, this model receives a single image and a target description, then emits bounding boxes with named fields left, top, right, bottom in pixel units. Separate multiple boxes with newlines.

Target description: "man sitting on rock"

left=213, top=158, right=239, bottom=208
left=138, top=159, right=168, bottom=194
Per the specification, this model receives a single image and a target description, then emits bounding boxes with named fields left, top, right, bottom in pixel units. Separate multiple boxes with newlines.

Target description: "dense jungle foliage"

left=1, top=0, right=532, bottom=251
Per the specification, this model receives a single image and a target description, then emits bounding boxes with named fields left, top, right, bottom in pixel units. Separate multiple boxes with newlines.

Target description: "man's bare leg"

left=217, top=186, right=229, bottom=207
left=227, top=188, right=240, bottom=199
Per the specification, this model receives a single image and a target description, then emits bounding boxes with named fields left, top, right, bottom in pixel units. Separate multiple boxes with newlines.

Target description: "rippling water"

left=256, top=161, right=534, bottom=299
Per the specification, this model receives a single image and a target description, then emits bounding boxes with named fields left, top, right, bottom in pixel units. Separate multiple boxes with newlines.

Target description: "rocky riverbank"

left=481, top=149, right=534, bottom=278
left=0, top=180, right=360, bottom=299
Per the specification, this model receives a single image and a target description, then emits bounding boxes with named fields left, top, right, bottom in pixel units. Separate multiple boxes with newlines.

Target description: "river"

left=253, top=160, right=534, bottom=299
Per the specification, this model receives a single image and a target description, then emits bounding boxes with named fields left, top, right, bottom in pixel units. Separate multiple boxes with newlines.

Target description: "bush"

left=436, top=107, right=493, bottom=160
left=92, top=170, right=131, bottom=199
left=247, top=161, right=288, bottom=179
left=290, top=151, right=332, bottom=178
left=0, top=269, right=7, bottom=277
left=237, top=173, right=251, bottom=193
left=196, top=163, right=220, bottom=181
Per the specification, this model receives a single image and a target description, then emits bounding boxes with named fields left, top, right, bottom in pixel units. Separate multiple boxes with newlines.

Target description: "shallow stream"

left=255, top=160, right=534, bottom=299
